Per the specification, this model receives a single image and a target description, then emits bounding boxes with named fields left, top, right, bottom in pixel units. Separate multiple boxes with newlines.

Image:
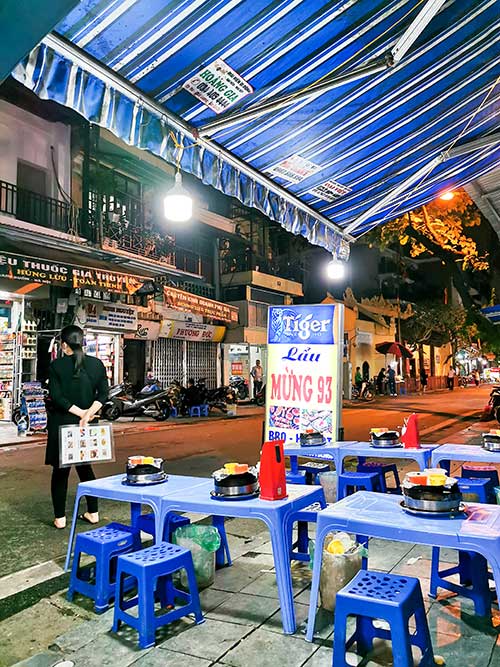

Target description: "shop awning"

left=10, top=0, right=500, bottom=256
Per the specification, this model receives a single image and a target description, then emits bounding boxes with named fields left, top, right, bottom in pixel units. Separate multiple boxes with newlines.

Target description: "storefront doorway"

left=123, top=339, right=146, bottom=392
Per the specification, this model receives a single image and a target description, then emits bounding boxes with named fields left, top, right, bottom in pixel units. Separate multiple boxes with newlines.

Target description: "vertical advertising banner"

left=265, top=304, right=343, bottom=444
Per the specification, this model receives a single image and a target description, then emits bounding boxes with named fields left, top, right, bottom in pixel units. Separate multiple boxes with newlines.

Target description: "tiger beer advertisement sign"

left=265, top=304, right=343, bottom=444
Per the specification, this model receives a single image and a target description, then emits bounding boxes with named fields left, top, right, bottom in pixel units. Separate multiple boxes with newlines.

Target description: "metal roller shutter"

left=186, top=341, right=219, bottom=389
left=151, top=338, right=219, bottom=388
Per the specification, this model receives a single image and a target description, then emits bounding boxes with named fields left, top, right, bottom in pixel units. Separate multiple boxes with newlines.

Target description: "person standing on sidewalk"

left=447, top=367, right=455, bottom=391
left=250, top=359, right=264, bottom=399
left=419, top=367, right=428, bottom=393
left=387, top=365, right=397, bottom=396
left=46, top=325, right=109, bottom=529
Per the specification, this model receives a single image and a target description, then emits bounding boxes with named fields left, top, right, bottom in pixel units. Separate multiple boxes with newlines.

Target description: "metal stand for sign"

left=335, top=305, right=345, bottom=442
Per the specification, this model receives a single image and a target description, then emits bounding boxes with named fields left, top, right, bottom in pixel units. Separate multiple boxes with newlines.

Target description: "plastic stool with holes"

left=337, top=471, right=383, bottom=500
left=290, top=501, right=323, bottom=562
left=461, top=465, right=499, bottom=500
left=112, top=541, right=203, bottom=649
left=298, top=462, right=331, bottom=484
left=357, top=461, right=401, bottom=493
left=333, top=570, right=435, bottom=667
left=456, top=477, right=492, bottom=503
left=67, top=522, right=139, bottom=613
left=429, top=548, right=493, bottom=616
left=135, top=512, right=231, bottom=568
left=169, top=407, right=178, bottom=418
left=189, top=405, right=201, bottom=417
left=286, top=470, right=307, bottom=485
left=200, top=404, right=210, bottom=417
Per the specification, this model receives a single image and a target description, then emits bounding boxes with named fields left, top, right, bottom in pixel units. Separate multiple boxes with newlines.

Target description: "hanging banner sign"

left=0, top=252, right=144, bottom=294
left=124, top=320, right=161, bottom=340
left=83, top=303, right=138, bottom=331
left=309, top=180, right=351, bottom=202
left=160, top=319, right=225, bottom=342
left=163, top=286, right=238, bottom=323
left=267, top=154, right=320, bottom=184
left=183, top=58, right=253, bottom=113
left=265, top=304, right=343, bottom=444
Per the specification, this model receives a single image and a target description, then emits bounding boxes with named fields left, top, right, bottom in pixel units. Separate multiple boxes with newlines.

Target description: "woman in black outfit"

left=47, top=325, right=109, bottom=529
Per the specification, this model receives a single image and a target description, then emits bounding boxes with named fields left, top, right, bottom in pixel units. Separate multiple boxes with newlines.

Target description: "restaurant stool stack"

left=112, top=541, right=203, bottom=649
left=455, top=477, right=491, bottom=503
left=67, top=522, right=139, bottom=613
left=429, top=548, right=493, bottom=616
left=357, top=462, right=401, bottom=493
left=461, top=465, right=499, bottom=502
left=337, top=471, right=384, bottom=500
left=297, top=461, right=331, bottom=484
left=333, top=570, right=435, bottom=667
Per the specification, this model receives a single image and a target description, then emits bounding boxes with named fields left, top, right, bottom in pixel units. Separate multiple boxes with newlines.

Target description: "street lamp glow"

left=439, top=191, right=455, bottom=201
left=164, top=172, right=193, bottom=222
left=326, top=257, right=346, bottom=280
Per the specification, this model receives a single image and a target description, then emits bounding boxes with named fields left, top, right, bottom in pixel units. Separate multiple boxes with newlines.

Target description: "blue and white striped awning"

left=482, top=305, right=500, bottom=324
left=10, top=0, right=500, bottom=255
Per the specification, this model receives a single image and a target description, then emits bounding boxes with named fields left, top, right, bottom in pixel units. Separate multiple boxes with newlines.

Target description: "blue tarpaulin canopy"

left=10, top=0, right=500, bottom=255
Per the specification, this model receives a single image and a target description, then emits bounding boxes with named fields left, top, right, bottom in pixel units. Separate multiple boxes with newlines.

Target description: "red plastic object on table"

left=259, top=440, right=288, bottom=501
left=401, top=413, right=421, bottom=449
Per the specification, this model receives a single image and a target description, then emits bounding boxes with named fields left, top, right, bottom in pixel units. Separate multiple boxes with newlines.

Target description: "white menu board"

left=59, top=423, right=114, bottom=467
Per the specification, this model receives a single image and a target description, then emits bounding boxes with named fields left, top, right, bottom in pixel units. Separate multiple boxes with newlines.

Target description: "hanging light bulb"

left=439, top=191, right=455, bottom=201
left=326, top=256, right=346, bottom=280
left=164, top=172, right=193, bottom=222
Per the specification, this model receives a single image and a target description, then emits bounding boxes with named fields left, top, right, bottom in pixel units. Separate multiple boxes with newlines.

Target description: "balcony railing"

left=0, top=179, right=79, bottom=236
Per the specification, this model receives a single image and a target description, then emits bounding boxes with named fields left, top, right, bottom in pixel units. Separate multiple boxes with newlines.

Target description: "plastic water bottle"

left=17, top=416, right=28, bottom=437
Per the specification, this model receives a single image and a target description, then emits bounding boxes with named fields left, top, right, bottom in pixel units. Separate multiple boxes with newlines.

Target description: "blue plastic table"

left=431, top=443, right=500, bottom=473
left=283, top=442, right=356, bottom=475
left=338, top=442, right=439, bottom=472
left=305, top=491, right=500, bottom=641
left=64, top=474, right=209, bottom=571
left=66, top=474, right=325, bottom=634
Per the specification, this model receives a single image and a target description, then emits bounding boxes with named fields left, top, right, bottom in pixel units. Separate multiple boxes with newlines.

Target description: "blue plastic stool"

left=169, top=407, right=178, bottom=418
left=189, top=405, right=201, bottom=417
left=112, top=541, right=204, bottom=649
left=136, top=512, right=190, bottom=542
left=290, top=501, right=323, bottom=562
left=456, top=477, right=491, bottom=503
left=461, top=465, right=499, bottom=502
left=429, top=548, right=493, bottom=616
left=357, top=461, right=401, bottom=493
left=337, top=472, right=383, bottom=500
left=333, top=570, right=435, bottom=667
left=67, top=522, right=139, bottom=613
left=298, top=461, right=330, bottom=484
left=200, top=404, right=210, bottom=417
left=286, top=470, right=307, bottom=485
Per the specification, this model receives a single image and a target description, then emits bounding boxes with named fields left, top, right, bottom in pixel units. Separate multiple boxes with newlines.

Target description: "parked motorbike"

left=351, top=381, right=374, bottom=401
left=482, top=385, right=500, bottom=424
left=229, top=375, right=249, bottom=400
left=102, top=378, right=171, bottom=421
left=254, top=383, right=266, bottom=407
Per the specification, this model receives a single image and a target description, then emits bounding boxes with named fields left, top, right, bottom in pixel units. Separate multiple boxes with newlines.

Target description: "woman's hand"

left=79, top=410, right=91, bottom=427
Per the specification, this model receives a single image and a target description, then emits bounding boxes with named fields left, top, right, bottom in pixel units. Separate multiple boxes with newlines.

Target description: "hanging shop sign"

left=83, top=303, right=138, bottom=331
left=160, top=319, right=225, bottom=342
left=182, top=58, right=253, bottom=113
left=163, top=286, right=238, bottom=323
left=267, top=154, right=320, bottom=184
left=265, top=304, right=343, bottom=444
left=309, top=179, right=351, bottom=202
left=0, top=252, right=144, bottom=294
left=124, top=320, right=161, bottom=341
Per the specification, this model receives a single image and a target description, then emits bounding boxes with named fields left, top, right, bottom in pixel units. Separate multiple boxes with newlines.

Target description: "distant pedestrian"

left=420, top=367, right=428, bottom=393
left=46, top=325, right=108, bottom=530
left=387, top=366, right=397, bottom=396
left=250, top=359, right=264, bottom=399
left=474, top=370, right=480, bottom=387
left=447, top=367, right=455, bottom=390
left=376, top=368, right=385, bottom=395
left=354, top=366, right=363, bottom=390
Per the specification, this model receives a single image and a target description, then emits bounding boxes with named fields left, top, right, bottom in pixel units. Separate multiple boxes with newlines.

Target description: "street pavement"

left=0, top=386, right=498, bottom=666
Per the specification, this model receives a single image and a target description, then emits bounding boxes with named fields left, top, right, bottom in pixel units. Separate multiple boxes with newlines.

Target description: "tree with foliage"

left=368, top=190, right=489, bottom=309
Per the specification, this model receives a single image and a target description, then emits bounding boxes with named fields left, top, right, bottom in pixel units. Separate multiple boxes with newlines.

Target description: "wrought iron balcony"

left=0, top=179, right=80, bottom=236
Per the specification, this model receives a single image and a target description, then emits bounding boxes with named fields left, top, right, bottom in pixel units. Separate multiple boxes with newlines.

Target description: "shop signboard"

left=83, top=303, right=138, bottom=330
left=163, top=286, right=238, bottom=323
left=231, top=362, right=244, bottom=375
left=182, top=58, right=253, bottom=114
left=265, top=304, right=344, bottom=444
left=160, top=319, right=225, bottom=342
left=0, top=251, right=144, bottom=294
left=124, top=320, right=161, bottom=340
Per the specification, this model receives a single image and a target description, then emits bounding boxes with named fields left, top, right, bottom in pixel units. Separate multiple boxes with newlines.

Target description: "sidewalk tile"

left=212, top=562, right=263, bottom=593
left=430, top=633, right=496, bottom=667
left=206, top=592, right=279, bottom=626
left=54, top=610, right=115, bottom=652
left=219, top=628, right=316, bottom=667
left=240, top=567, right=310, bottom=599
left=9, top=652, right=63, bottom=667
left=158, top=618, right=251, bottom=661
left=66, top=632, right=148, bottom=667
left=199, top=587, right=232, bottom=613
left=131, top=648, right=212, bottom=666
left=224, top=518, right=269, bottom=539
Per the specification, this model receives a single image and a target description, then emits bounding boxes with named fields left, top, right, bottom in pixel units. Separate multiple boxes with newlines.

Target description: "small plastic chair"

left=112, top=541, right=203, bottom=649
left=298, top=461, right=330, bottom=484
left=67, top=522, right=139, bottom=613
left=169, top=406, right=178, bottom=418
left=189, top=405, right=201, bottom=417
left=461, top=465, right=499, bottom=502
left=337, top=471, right=383, bottom=500
left=456, top=477, right=491, bottom=503
left=286, top=470, right=307, bottom=485
left=135, top=511, right=190, bottom=542
left=357, top=461, right=401, bottom=493
left=333, top=570, right=435, bottom=667
left=429, top=548, right=493, bottom=616
left=200, top=404, right=210, bottom=416
left=289, top=501, right=323, bottom=562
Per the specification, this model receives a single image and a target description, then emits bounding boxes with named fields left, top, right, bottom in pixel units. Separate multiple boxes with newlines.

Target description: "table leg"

left=130, top=502, right=141, bottom=528
left=268, top=514, right=297, bottom=634
left=306, top=519, right=328, bottom=642
left=64, top=491, right=83, bottom=571
left=290, top=455, right=299, bottom=475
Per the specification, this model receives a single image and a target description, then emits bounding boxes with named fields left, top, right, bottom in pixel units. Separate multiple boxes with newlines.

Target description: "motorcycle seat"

left=136, top=390, right=163, bottom=399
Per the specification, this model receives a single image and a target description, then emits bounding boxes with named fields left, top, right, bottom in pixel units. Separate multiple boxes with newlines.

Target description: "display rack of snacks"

left=20, top=381, right=47, bottom=433
left=0, top=333, right=15, bottom=421
left=86, top=333, right=116, bottom=381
